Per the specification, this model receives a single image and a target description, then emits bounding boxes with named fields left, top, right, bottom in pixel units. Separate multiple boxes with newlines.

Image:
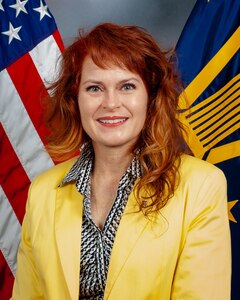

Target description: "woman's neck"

left=89, top=143, right=134, bottom=229
left=92, top=143, right=134, bottom=179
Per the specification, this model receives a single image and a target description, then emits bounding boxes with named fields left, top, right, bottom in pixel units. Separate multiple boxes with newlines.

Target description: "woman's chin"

left=92, top=137, right=137, bottom=150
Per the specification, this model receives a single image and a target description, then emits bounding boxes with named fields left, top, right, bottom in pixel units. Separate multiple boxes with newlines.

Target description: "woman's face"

left=78, top=56, right=148, bottom=150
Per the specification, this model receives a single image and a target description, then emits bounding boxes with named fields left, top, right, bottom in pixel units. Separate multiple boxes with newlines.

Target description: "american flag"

left=0, top=0, right=63, bottom=298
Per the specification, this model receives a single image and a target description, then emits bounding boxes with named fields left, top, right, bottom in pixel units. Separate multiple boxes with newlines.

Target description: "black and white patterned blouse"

left=60, top=143, right=142, bottom=299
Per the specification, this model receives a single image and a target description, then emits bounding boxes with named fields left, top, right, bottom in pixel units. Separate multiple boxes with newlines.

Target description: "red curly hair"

left=46, top=23, right=190, bottom=213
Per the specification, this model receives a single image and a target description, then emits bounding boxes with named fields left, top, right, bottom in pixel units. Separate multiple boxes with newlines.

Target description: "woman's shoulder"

left=179, top=154, right=226, bottom=184
left=31, top=156, right=78, bottom=189
left=175, top=155, right=227, bottom=217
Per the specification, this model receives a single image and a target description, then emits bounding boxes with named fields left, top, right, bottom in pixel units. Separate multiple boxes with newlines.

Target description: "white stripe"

left=0, top=186, right=21, bottom=276
left=29, top=34, right=62, bottom=87
left=0, top=69, right=54, bottom=181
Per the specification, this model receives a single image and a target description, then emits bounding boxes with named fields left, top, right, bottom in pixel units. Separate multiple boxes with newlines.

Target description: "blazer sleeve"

left=11, top=183, right=44, bottom=300
left=171, top=167, right=231, bottom=300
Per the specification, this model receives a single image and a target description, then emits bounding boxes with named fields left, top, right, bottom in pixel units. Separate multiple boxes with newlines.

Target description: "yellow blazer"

left=11, top=155, right=231, bottom=299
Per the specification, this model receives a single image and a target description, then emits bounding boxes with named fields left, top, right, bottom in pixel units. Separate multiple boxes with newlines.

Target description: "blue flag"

left=176, top=1, right=239, bottom=299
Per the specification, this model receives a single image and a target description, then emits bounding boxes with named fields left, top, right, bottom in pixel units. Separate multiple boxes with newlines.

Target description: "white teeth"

left=98, top=118, right=127, bottom=124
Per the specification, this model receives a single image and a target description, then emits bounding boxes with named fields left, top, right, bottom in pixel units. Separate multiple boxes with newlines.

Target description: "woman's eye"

left=86, top=85, right=101, bottom=92
left=121, top=83, right=136, bottom=91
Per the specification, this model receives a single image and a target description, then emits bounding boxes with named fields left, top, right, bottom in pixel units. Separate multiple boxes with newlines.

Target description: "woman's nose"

left=102, top=90, right=121, bottom=110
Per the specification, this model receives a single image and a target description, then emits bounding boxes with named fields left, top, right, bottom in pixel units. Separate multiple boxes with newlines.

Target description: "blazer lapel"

left=104, top=192, right=149, bottom=299
left=55, top=183, right=83, bottom=300
left=104, top=190, right=169, bottom=299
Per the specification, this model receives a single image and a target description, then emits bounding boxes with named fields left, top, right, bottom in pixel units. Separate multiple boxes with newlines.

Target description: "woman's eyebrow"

left=81, top=80, right=103, bottom=85
left=82, top=77, right=140, bottom=85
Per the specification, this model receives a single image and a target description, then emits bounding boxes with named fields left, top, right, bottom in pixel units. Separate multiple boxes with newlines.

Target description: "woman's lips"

left=96, top=116, right=128, bottom=127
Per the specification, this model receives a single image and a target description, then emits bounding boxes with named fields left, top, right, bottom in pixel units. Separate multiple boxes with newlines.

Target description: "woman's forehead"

left=82, top=56, right=136, bottom=75
left=81, top=57, right=143, bottom=82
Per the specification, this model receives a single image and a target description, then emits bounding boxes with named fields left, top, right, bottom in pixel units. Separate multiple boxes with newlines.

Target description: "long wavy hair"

left=45, top=22, right=190, bottom=213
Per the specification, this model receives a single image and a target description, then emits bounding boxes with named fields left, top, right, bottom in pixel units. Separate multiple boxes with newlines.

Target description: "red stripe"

left=53, top=29, right=65, bottom=52
left=0, top=251, right=14, bottom=300
left=7, top=53, right=49, bottom=145
left=0, top=124, right=30, bottom=224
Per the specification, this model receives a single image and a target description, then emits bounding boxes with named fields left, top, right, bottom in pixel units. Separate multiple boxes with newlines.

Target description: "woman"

left=11, top=23, right=231, bottom=299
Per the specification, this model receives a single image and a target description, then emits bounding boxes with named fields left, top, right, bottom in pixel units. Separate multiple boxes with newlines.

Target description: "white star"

left=0, top=0, right=4, bottom=11
left=33, top=0, right=51, bottom=20
left=9, top=0, right=28, bottom=17
left=2, top=22, right=22, bottom=44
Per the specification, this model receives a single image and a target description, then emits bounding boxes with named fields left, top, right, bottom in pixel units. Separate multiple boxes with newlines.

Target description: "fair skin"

left=78, top=56, right=148, bottom=229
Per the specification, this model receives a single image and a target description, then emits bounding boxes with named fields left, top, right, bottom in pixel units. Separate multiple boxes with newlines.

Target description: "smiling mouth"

left=96, top=117, right=128, bottom=126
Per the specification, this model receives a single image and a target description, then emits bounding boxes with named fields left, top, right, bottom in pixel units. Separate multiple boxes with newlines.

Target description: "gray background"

left=47, top=0, right=197, bottom=48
